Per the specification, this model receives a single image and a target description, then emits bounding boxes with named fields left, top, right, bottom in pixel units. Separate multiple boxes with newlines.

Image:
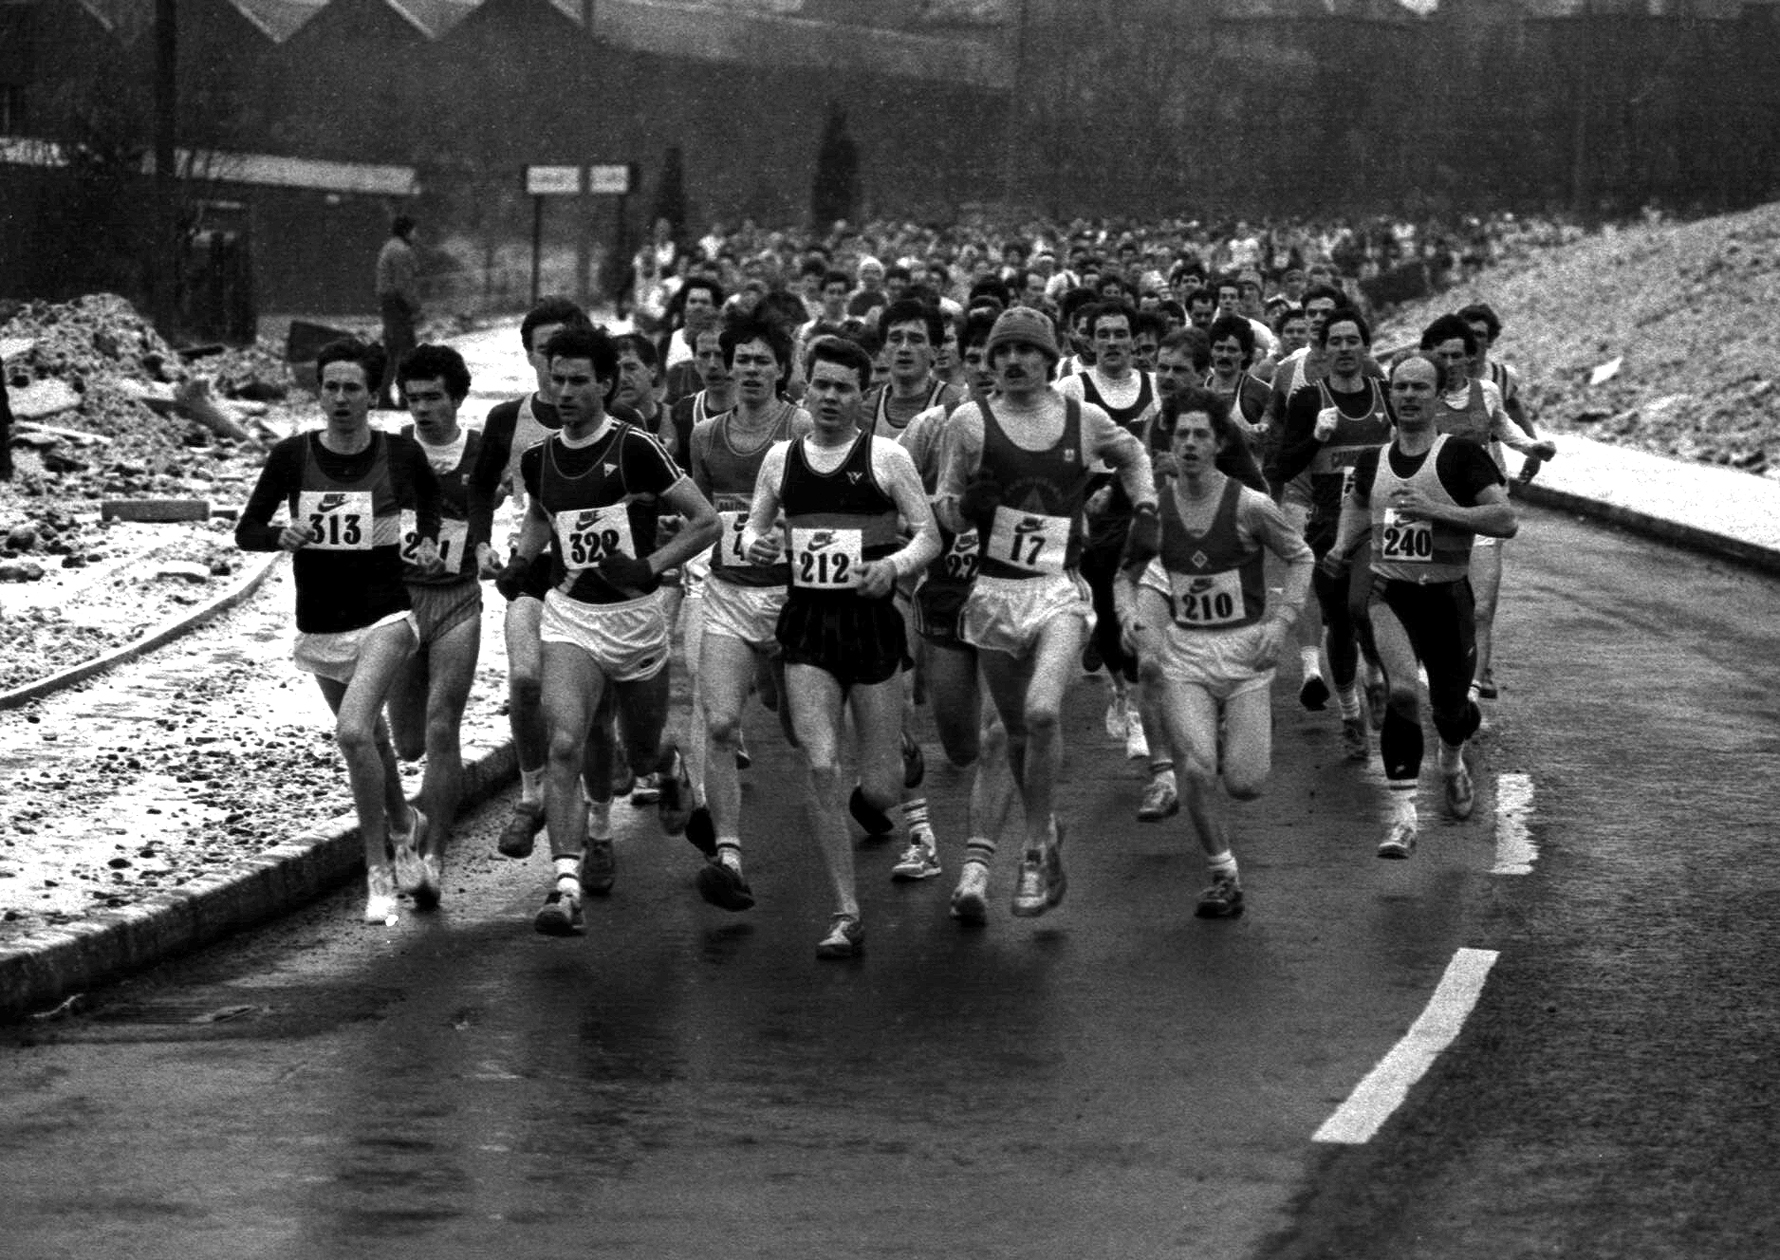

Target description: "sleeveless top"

left=502, top=392, right=556, bottom=502
left=779, top=430, right=902, bottom=595
left=871, top=379, right=951, bottom=440
left=399, top=424, right=481, bottom=585
left=1077, top=369, right=1155, bottom=431
left=290, top=430, right=409, bottom=631
left=1369, top=435, right=1474, bottom=584
left=975, top=396, right=1091, bottom=581
left=1156, top=477, right=1267, bottom=630
left=1305, top=377, right=1391, bottom=531
left=704, top=402, right=797, bottom=588
left=921, top=399, right=981, bottom=595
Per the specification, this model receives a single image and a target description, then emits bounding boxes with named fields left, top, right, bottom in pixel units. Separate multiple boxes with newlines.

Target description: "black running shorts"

left=777, top=590, right=908, bottom=688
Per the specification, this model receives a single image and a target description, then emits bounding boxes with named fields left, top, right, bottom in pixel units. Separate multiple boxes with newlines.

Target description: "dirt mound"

left=1376, top=203, right=1780, bottom=478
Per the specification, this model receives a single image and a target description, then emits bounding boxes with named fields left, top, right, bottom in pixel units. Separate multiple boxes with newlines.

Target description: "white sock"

left=1389, top=783, right=1418, bottom=825
left=1207, top=850, right=1238, bottom=879
left=1300, top=647, right=1322, bottom=678
left=1337, top=684, right=1361, bottom=720
left=521, top=767, right=545, bottom=805
left=1438, top=741, right=1464, bottom=775
left=553, top=855, right=580, bottom=883
left=586, top=798, right=612, bottom=838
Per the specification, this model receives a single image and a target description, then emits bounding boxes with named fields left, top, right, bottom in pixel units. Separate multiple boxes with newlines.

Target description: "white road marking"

left=1313, top=947, right=1500, bottom=1145
left=1491, top=772, right=1537, bottom=875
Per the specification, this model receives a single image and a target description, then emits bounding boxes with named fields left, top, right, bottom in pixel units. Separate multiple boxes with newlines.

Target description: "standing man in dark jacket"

left=376, top=215, right=421, bottom=409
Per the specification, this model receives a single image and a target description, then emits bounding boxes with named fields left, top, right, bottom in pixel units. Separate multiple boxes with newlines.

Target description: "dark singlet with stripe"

left=1157, top=477, right=1267, bottom=630
left=780, top=430, right=902, bottom=595
left=975, top=396, right=1092, bottom=581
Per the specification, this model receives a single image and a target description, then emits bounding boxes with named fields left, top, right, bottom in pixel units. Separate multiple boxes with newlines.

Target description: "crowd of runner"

left=235, top=225, right=1556, bottom=956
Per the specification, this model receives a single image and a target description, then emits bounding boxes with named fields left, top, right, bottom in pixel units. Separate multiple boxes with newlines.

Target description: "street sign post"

left=524, top=165, right=584, bottom=305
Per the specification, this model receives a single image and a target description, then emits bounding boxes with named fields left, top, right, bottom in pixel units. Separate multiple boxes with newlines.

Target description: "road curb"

left=1511, top=480, right=1780, bottom=577
left=0, top=551, right=286, bottom=712
left=0, top=736, right=518, bottom=1022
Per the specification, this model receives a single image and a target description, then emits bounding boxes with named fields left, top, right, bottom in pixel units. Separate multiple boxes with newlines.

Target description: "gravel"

left=1376, top=202, right=1780, bottom=477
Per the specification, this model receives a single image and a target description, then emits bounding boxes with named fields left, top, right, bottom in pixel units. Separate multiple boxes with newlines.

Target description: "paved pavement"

left=2, top=390, right=1776, bottom=1019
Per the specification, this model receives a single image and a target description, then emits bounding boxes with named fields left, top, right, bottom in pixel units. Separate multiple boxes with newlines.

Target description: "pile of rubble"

left=1378, top=201, right=1780, bottom=477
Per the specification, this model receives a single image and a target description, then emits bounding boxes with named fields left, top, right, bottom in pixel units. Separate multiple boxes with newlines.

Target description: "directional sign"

left=587, top=163, right=633, bottom=195
left=525, top=165, right=582, bottom=196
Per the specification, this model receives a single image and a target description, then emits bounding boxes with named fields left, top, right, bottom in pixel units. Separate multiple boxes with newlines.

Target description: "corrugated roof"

left=227, top=0, right=329, bottom=40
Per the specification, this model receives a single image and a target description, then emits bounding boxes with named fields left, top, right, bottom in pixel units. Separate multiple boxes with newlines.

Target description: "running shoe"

left=363, top=864, right=399, bottom=924
left=1299, top=675, right=1330, bottom=712
left=1444, top=765, right=1475, bottom=821
left=1011, top=829, right=1067, bottom=918
left=815, top=913, right=864, bottom=959
left=390, top=807, right=427, bottom=894
left=848, top=786, right=894, bottom=839
left=498, top=799, right=545, bottom=859
left=580, top=838, right=616, bottom=896
left=891, top=835, right=942, bottom=881
left=534, top=878, right=586, bottom=935
left=1377, top=819, right=1418, bottom=860
left=655, top=747, right=695, bottom=836
left=630, top=772, right=663, bottom=805
left=696, top=856, right=755, bottom=912
left=1104, top=692, right=1127, bottom=741
left=1341, top=717, right=1369, bottom=763
left=1365, top=681, right=1387, bottom=730
left=1125, top=715, right=1150, bottom=761
left=1136, top=776, right=1179, bottom=822
left=412, top=854, right=443, bottom=911
left=684, top=806, right=718, bottom=858
left=1195, top=870, right=1245, bottom=919
left=950, top=862, right=989, bottom=923
left=901, top=731, right=926, bottom=790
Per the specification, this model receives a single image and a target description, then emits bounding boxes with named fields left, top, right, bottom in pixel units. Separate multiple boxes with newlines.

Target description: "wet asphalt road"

left=1, top=502, right=1777, bottom=1260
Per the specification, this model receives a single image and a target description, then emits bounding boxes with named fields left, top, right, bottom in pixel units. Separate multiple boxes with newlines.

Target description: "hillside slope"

left=1377, top=204, right=1780, bottom=478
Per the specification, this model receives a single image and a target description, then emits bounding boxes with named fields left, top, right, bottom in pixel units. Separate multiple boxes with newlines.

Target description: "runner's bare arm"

left=933, top=403, right=987, bottom=533
left=648, top=476, right=720, bottom=575
left=1083, top=405, right=1157, bottom=510
left=741, top=442, right=790, bottom=563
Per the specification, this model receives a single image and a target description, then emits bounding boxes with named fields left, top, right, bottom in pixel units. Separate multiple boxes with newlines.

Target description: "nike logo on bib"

left=316, top=493, right=348, bottom=512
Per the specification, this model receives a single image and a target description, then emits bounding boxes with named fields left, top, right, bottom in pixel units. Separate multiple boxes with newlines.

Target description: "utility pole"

left=153, top=0, right=180, bottom=329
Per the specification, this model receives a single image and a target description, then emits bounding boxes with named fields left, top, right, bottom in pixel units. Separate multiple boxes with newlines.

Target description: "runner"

left=1274, top=310, right=1393, bottom=760
left=937, top=307, right=1158, bottom=919
left=686, top=314, right=811, bottom=912
left=739, top=335, right=940, bottom=957
left=385, top=344, right=486, bottom=908
left=1457, top=300, right=1550, bottom=699
left=896, top=310, right=1020, bottom=917
left=1322, top=352, right=1518, bottom=859
left=866, top=299, right=963, bottom=441
left=496, top=324, right=720, bottom=934
left=1058, top=299, right=1162, bottom=764
left=1116, top=387, right=1312, bottom=916
left=1419, top=313, right=1558, bottom=706
left=235, top=339, right=441, bottom=924
left=469, top=297, right=593, bottom=861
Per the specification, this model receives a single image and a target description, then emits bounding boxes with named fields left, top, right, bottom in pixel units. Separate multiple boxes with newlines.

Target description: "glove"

left=598, top=552, right=654, bottom=590
left=957, top=469, right=1002, bottom=528
left=494, top=555, right=531, bottom=601
left=1122, top=501, right=1162, bottom=571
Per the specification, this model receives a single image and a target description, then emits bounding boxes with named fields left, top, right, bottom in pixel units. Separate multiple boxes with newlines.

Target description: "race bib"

left=298, top=489, right=374, bottom=551
left=1169, top=568, right=1246, bottom=627
left=987, top=506, right=1071, bottom=575
left=399, top=511, right=468, bottom=570
left=713, top=494, right=751, bottom=568
left=555, top=503, right=635, bottom=572
left=1379, top=507, right=1433, bottom=562
left=940, top=528, right=980, bottom=583
left=790, top=527, right=862, bottom=589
